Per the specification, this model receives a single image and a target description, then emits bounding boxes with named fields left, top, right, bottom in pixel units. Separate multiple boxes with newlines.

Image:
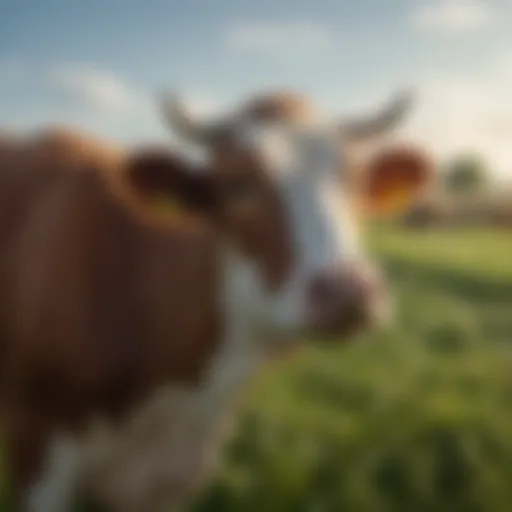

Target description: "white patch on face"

left=225, top=120, right=363, bottom=334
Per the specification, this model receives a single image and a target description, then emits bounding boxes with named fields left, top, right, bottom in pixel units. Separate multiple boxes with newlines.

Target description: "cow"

left=0, top=89, right=430, bottom=512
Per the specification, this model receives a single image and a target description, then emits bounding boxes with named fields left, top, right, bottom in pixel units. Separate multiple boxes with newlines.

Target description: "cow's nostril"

left=306, top=263, right=390, bottom=336
left=308, top=275, right=340, bottom=306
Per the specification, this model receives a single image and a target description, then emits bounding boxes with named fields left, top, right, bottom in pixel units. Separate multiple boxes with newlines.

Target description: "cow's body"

left=0, top=130, right=273, bottom=511
left=0, top=90, right=430, bottom=511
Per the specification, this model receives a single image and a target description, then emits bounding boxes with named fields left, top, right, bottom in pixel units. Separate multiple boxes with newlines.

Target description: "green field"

left=193, top=226, right=512, bottom=512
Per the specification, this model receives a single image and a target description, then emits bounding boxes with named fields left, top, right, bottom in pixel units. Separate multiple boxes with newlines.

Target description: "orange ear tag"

left=372, top=185, right=416, bottom=213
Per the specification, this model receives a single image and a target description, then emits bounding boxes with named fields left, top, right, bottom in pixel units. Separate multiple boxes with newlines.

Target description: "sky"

left=1, top=0, right=512, bottom=180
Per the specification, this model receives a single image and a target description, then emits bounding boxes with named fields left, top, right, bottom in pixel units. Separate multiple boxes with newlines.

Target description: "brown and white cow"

left=0, top=90, right=430, bottom=511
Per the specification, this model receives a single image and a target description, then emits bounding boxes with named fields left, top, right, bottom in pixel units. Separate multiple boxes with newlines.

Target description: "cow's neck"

left=198, top=243, right=272, bottom=412
left=25, top=243, right=282, bottom=512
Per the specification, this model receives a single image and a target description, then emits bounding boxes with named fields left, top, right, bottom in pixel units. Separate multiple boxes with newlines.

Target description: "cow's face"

left=209, top=121, right=366, bottom=338
left=127, top=90, right=431, bottom=341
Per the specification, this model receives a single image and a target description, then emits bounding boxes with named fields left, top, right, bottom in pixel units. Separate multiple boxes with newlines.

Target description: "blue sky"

left=1, top=0, right=512, bottom=178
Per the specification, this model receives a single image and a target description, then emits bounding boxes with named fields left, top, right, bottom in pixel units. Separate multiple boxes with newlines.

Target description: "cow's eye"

left=222, top=175, right=255, bottom=199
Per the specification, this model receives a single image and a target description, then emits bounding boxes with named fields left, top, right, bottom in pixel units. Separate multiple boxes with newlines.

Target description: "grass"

left=192, top=225, right=512, bottom=512
left=370, top=226, right=512, bottom=284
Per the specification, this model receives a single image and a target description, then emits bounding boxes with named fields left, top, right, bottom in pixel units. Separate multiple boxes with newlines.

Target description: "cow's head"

left=125, top=90, right=431, bottom=341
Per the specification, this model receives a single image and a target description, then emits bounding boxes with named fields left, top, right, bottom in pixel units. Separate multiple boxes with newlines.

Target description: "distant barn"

left=402, top=187, right=512, bottom=229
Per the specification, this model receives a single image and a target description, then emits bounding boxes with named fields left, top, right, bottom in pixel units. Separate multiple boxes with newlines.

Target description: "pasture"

left=192, top=225, right=512, bottom=512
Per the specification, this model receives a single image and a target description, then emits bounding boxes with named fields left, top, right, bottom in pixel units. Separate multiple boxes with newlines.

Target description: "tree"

left=444, top=154, right=489, bottom=195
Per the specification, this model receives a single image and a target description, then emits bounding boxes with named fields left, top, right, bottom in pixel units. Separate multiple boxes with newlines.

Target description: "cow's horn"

left=339, top=89, right=415, bottom=140
left=159, top=91, right=209, bottom=144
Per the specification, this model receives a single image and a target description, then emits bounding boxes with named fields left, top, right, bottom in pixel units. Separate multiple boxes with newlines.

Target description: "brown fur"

left=210, top=137, right=294, bottom=290
left=0, top=129, right=221, bottom=502
left=0, top=125, right=296, bottom=506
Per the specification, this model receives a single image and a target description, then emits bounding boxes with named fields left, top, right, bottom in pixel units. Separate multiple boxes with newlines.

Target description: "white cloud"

left=0, top=61, right=232, bottom=144
left=322, top=77, right=511, bottom=181
left=223, top=21, right=334, bottom=56
left=177, top=91, right=226, bottom=117
left=394, top=76, right=512, bottom=181
left=49, top=65, right=146, bottom=114
left=411, top=0, right=494, bottom=33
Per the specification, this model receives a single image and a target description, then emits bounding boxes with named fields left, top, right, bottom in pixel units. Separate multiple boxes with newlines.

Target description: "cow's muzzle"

left=305, top=262, right=390, bottom=339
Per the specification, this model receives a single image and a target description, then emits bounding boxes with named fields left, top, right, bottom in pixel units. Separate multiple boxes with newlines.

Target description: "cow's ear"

left=124, top=150, right=216, bottom=216
left=357, top=145, right=433, bottom=215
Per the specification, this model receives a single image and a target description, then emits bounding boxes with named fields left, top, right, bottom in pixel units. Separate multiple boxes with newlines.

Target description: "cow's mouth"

left=304, top=288, right=392, bottom=342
